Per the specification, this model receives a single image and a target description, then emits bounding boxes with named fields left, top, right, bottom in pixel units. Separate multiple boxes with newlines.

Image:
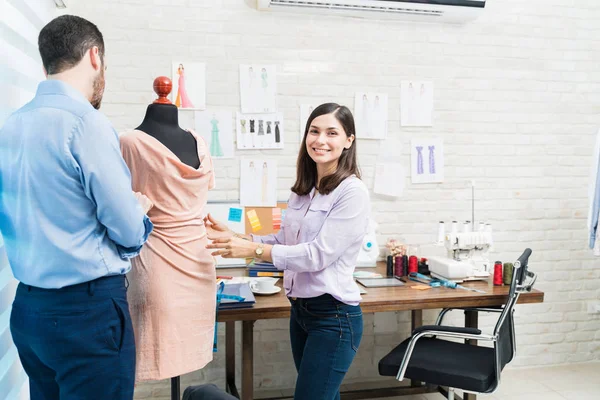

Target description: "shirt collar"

left=36, top=79, right=91, bottom=106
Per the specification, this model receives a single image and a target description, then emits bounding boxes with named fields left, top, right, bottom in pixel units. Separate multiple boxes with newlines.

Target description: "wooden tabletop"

left=217, top=262, right=544, bottom=322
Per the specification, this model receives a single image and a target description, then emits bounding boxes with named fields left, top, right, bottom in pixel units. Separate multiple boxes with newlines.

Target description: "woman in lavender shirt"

left=206, top=103, right=370, bottom=399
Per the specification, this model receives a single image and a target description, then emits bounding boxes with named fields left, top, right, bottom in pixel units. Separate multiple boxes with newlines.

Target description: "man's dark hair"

left=38, top=15, right=104, bottom=75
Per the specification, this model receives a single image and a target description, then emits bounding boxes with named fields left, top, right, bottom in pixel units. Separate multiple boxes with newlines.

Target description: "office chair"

left=378, top=249, right=537, bottom=400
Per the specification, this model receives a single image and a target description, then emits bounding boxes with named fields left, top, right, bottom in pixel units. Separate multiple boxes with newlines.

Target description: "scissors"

left=409, top=272, right=486, bottom=294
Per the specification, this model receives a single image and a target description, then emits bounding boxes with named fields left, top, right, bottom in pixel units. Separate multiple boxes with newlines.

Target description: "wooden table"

left=217, top=263, right=544, bottom=400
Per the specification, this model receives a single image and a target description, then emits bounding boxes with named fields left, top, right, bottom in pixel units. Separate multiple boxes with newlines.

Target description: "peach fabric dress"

left=120, top=129, right=216, bottom=382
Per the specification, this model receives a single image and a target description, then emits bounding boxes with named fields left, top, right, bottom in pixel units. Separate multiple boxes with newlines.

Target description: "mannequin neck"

left=136, top=104, right=180, bottom=134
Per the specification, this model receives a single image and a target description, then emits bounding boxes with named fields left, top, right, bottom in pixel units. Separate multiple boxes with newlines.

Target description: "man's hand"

left=134, top=192, right=153, bottom=214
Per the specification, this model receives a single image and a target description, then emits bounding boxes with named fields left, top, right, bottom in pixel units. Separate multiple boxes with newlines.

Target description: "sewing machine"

left=356, top=218, right=379, bottom=267
left=428, top=231, right=493, bottom=281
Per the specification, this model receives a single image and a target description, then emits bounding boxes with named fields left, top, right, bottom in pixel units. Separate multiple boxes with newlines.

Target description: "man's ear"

left=89, top=46, right=101, bottom=72
left=42, top=67, right=48, bottom=78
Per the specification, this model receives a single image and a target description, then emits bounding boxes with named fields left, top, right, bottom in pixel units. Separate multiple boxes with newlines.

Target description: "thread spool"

left=464, top=221, right=472, bottom=233
left=503, top=262, right=514, bottom=285
left=451, top=221, right=458, bottom=233
left=437, top=221, right=445, bottom=243
left=394, top=256, right=403, bottom=277
left=402, top=255, right=409, bottom=276
left=493, top=261, right=503, bottom=286
left=408, top=255, right=418, bottom=274
left=386, top=256, right=394, bottom=277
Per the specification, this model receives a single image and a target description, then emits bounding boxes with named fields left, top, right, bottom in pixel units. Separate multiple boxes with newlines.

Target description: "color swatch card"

left=247, top=209, right=262, bottom=232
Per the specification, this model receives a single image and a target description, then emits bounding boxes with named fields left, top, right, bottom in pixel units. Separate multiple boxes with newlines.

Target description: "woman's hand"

left=204, top=213, right=233, bottom=240
left=134, top=192, right=153, bottom=214
left=207, top=237, right=259, bottom=259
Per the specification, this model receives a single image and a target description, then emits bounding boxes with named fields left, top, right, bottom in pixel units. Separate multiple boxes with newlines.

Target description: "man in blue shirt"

left=0, top=15, right=152, bottom=399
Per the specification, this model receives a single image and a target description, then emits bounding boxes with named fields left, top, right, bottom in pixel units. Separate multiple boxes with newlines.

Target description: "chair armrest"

left=435, top=306, right=503, bottom=325
left=412, top=325, right=481, bottom=336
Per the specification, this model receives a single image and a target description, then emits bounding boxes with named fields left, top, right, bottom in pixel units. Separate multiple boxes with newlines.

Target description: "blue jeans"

left=289, top=294, right=363, bottom=400
left=10, top=275, right=135, bottom=400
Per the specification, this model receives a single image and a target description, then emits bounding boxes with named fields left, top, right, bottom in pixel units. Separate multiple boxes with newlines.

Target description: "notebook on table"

left=218, top=282, right=256, bottom=309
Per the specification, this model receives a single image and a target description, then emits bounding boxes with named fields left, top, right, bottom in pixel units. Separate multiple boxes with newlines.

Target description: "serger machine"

left=428, top=230, right=493, bottom=282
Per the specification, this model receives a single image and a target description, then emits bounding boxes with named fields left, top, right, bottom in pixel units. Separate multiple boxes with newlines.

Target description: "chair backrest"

left=492, top=248, right=536, bottom=373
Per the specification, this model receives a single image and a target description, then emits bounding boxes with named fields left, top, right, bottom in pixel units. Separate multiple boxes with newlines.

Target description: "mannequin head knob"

left=153, top=76, right=172, bottom=104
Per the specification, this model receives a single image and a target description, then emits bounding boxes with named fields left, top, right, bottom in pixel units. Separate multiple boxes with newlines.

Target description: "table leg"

left=226, top=321, right=239, bottom=398
left=410, top=310, right=423, bottom=388
left=463, top=310, right=479, bottom=400
left=170, top=376, right=180, bottom=400
left=242, top=320, right=255, bottom=400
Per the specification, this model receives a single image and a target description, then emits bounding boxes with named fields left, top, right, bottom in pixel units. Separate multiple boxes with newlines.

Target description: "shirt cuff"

left=117, top=215, right=154, bottom=259
left=271, top=244, right=287, bottom=271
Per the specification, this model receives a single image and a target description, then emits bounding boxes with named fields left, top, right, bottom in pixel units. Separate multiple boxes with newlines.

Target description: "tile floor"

left=252, top=361, right=600, bottom=400
left=380, top=362, right=600, bottom=400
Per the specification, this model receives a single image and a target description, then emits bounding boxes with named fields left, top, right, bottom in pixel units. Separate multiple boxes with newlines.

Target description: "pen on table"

left=217, top=275, right=233, bottom=279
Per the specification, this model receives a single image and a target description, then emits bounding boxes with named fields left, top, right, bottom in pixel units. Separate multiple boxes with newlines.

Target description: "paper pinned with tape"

left=374, top=163, right=405, bottom=197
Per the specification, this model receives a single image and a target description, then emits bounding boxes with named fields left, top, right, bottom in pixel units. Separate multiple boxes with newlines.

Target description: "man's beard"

left=90, top=69, right=105, bottom=110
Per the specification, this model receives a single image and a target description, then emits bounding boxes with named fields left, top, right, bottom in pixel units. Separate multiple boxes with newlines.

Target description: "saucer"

left=251, top=286, right=281, bottom=296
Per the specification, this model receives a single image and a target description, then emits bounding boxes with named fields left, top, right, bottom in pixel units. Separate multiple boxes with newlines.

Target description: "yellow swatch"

left=247, top=209, right=262, bottom=232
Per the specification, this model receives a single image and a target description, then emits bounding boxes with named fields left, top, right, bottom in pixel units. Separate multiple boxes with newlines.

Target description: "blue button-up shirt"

left=0, top=80, right=152, bottom=289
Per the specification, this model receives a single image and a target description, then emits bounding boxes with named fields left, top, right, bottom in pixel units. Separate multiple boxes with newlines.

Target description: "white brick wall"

left=69, top=0, right=600, bottom=397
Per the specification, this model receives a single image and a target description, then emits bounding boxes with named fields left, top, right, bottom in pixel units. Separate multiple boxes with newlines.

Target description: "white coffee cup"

left=251, top=280, right=276, bottom=292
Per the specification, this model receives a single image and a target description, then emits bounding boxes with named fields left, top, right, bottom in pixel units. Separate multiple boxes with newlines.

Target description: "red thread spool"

left=394, top=256, right=403, bottom=277
left=408, top=255, right=418, bottom=274
left=493, top=261, right=503, bottom=286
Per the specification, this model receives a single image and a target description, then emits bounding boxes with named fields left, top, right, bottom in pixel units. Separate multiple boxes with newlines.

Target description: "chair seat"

left=379, top=337, right=497, bottom=393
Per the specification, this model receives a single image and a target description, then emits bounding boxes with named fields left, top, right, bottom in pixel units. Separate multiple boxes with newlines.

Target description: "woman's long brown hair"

left=291, top=103, right=361, bottom=196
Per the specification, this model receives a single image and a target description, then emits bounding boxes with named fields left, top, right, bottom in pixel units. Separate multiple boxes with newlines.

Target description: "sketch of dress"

left=261, top=68, right=268, bottom=89
left=261, top=162, right=268, bottom=203
left=249, top=120, right=255, bottom=133
left=248, top=67, right=254, bottom=88
left=416, top=146, right=424, bottom=175
left=274, top=121, right=280, bottom=144
left=373, top=95, right=383, bottom=138
left=361, top=94, right=371, bottom=138
left=258, top=120, right=264, bottom=136
left=240, top=119, right=247, bottom=134
left=210, top=116, right=224, bottom=157
left=175, top=64, right=194, bottom=108
left=428, top=145, right=436, bottom=174
left=266, top=121, right=272, bottom=134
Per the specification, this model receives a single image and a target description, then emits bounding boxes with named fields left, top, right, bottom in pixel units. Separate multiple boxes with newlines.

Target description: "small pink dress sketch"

left=175, top=64, right=194, bottom=108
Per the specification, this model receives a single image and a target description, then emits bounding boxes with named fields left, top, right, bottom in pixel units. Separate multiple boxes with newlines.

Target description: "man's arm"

left=69, top=112, right=152, bottom=258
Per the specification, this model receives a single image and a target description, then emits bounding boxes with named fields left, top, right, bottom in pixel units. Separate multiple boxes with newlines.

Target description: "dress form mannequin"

left=136, top=76, right=200, bottom=169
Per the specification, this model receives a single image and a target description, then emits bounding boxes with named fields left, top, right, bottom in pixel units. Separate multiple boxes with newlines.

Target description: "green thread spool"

left=503, top=262, right=514, bottom=285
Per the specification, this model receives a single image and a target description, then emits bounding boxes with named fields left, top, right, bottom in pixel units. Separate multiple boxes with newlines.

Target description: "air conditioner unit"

left=256, top=0, right=486, bottom=23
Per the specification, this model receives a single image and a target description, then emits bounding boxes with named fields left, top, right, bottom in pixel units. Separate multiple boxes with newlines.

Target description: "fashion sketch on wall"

left=354, top=92, right=388, bottom=140
left=171, top=62, right=206, bottom=110
left=299, top=104, right=317, bottom=142
left=240, top=159, right=277, bottom=207
left=236, top=112, right=284, bottom=150
left=194, top=110, right=234, bottom=159
left=239, top=64, right=277, bottom=113
left=401, top=81, right=433, bottom=127
left=411, top=138, right=444, bottom=184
